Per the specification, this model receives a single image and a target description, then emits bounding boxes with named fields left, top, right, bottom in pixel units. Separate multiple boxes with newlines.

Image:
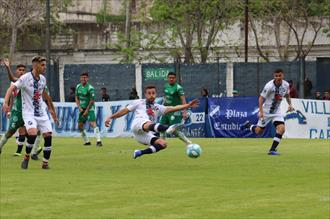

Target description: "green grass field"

left=0, top=137, right=329, bottom=219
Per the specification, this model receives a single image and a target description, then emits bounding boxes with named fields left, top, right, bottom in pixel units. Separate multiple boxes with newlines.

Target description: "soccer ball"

left=186, top=144, right=202, bottom=158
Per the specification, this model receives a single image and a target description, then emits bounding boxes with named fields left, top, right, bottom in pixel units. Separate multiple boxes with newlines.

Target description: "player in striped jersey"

left=3, top=56, right=58, bottom=169
left=242, top=69, right=294, bottom=155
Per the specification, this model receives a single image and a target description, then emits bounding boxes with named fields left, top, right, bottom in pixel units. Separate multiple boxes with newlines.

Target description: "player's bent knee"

left=255, top=128, right=264, bottom=135
left=43, top=132, right=52, bottom=138
left=27, top=128, right=38, bottom=136
left=18, top=127, right=26, bottom=135
left=142, top=121, right=153, bottom=131
left=154, top=138, right=167, bottom=148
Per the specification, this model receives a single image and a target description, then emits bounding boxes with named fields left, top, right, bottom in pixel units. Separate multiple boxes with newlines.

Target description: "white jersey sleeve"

left=260, top=82, right=271, bottom=98
left=155, top=103, right=166, bottom=115
left=13, top=74, right=27, bottom=89
left=127, top=100, right=141, bottom=112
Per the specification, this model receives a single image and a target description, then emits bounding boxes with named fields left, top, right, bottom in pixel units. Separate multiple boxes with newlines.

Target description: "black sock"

left=16, top=145, right=23, bottom=154
left=16, top=135, right=25, bottom=153
left=141, top=144, right=164, bottom=155
left=26, top=135, right=37, bottom=155
left=148, top=123, right=169, bottom=132
left=43, top=136, right=52, bottom=161
left=270, top=133, right=282, bottom=151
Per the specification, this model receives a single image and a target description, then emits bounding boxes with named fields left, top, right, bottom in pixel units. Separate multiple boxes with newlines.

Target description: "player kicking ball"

left=241, top=69, right=294, bottom=155
left=105, top=85, right=199, bottom=159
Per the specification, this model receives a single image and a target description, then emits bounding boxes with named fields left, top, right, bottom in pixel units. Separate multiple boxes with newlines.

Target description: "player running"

left=3, top=56, right=58, bottom=169
left=105, top=85, right=199, bottom=159
left=75, top=72, right=102, bottom=146
left=241, top=69, right=294, bottom=155
left=160, top=72, right=192, bottom=145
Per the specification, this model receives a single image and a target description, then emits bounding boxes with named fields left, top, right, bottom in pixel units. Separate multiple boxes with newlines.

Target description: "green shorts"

left=78, top=110, right=96, bottom=123
left=8, top=110, right=24, bottom=132
left=160, top=111, right=183, bottom=126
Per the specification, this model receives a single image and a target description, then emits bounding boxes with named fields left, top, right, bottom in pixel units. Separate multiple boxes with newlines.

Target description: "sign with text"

left=0, top=98, right=206, bottom=138
left=281, top=98, right=330, bottom=139
left=143, top=67, right=174, bottom=81
left=207, top=97, right=274, bottom=138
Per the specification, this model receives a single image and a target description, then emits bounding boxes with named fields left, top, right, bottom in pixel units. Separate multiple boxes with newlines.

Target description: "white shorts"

left=23, top=115, right=52, bottom=134
left=257, top=114, right=284, bottom=128
left=131, top=118, right=156, bottom=145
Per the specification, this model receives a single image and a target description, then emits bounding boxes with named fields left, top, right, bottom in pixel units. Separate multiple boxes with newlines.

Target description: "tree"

left=0, top=0, right=72, bottom=61
left=150, top=0, right=239, bottom=63
left=248, top=0, right=329, bottom=62
left=0, top=0, right=43, bottom=61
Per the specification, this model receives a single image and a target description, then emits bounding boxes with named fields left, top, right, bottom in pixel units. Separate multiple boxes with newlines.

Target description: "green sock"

left=160, top=132, right=166, bottom=140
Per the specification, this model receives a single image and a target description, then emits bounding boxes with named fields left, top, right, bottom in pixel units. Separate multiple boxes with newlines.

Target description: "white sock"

left=32, top=135, right=41, bottom=155
left=160, top=132, right=166, bottom=140
left=0, top=134, right=9, bottom=149
left=174, top=130, right=192, bottom=145
left=94, top=127, right=101, bottom=142
left=81, top=129, right=89, bottom=143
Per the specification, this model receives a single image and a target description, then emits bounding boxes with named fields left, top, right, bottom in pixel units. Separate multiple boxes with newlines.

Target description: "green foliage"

left=0, top=138, right=329, bottom=219
left=96, top=9, right=126, bottom=23
left=149, top=0, right=241, bottom=63
left=107, top=29, right=169, bottom=63
left=247, top=0, right=330, bottom=61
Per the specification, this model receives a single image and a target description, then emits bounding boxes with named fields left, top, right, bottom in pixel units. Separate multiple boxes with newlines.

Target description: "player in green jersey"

left=0, top=59, right=26, bottom=155
left=160, top=72, right=192, bottom=145
left=75, top=72, right=102, bottom=146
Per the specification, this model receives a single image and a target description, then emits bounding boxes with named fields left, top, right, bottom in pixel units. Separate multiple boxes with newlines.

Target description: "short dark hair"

left=32, top=56, right=46, bottom=63
left=101, top=87, right=107, bottom=91
left=16, top=64, right=26, bottom=69
left=167, top=72, right=176, bottom=77
left=144, top=85, right=156, bottom=91
left=81, top=72, right=89, bottom=77
left=274, top=69, right=284, bottom=74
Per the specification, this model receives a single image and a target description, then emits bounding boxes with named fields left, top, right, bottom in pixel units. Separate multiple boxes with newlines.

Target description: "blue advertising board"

left=207, top=97, right=274, bottom=138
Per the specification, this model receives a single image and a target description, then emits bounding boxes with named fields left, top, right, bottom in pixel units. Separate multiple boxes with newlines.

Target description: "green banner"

left=143, top=67, right=174, bottom=81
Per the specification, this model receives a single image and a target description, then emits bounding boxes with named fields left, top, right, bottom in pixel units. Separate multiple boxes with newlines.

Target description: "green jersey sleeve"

left=89, top=85, right=95, bottom=101
left=75, top=84, right=80, bottom=99
left=177, top=85, right=185, bottom=96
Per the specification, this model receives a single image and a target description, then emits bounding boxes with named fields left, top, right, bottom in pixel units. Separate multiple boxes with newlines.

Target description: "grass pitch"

left=0, top=137, right=329, bottom=219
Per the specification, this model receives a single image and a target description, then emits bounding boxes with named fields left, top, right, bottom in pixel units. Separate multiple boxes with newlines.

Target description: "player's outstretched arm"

left=3, top=84, right=16, bottom=113
left=285, top=94, right=294, bottom=112
left=105, top=108, right=130, bottom=127
left=2, top=58, right=18, bottom=82
left=164, top=99, right=199, bottom=114
left=258, top=96, right=265, bottom=119
left=180, top=95, right=188, bottom=119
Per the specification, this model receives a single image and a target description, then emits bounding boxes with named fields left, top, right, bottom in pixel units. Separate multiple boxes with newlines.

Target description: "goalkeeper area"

left=0, top=138, right=329, bottom=219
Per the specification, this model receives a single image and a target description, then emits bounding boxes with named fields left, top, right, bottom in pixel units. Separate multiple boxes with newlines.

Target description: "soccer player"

left=241, top=69, right=294, bottom=155
left=0, top=59, right=26, bottom=155
left=3, top=56, right=57, bottom=169
left=160, top=72, right=192, bottom=145
left=75, top=72, right=102, bottom=146
left=105, top=85, right=199, bottom=159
